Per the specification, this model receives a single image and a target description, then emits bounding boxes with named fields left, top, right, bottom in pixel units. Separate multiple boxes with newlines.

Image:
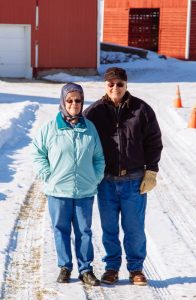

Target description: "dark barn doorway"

left=128, top=8, right=160, bottom=51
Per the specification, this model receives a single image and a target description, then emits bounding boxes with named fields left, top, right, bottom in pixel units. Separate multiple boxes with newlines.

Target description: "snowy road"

left=1, top=182, right=171, bottom=300
left=0, top=77, right=196, bottom=300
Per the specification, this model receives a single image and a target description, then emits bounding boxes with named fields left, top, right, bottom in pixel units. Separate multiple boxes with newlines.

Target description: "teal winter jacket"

left=32, top=112, right=105, bottom=198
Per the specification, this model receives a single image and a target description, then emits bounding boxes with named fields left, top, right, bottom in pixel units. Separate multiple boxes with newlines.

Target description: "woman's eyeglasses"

left=107, top=82, right=125, bottom=88
left=65, top=99, right=82, bottom=104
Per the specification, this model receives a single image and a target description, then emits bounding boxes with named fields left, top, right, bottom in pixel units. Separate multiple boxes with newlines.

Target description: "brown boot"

left=79, top=270, right=100, bottom=286
left=57, top=267, right=71, bottom=283
left=101, top=269, right=119, bottom=284
left=129, top=271, right=147, bottom=286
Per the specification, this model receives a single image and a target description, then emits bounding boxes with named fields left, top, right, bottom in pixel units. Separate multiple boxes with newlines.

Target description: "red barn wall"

left=104, top=8, right=129, bottom=46
left=105, top=0, right=187, bottom=8
left=38, top=0, right=97, bottom=69
left=0, top=0, right=35, bottom=65
left=0, top=0, right=98, bottom=72
left=158, top=7, right=187, bottom=59
left=104, top=0, right=188, bottom=59
left=189, top=1, right=196, bottom=60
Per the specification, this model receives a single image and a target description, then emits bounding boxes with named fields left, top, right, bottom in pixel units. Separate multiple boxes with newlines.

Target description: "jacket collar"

left=102, top=91, right=132, bottom=108
left=56, top=112, right=87, bottom=131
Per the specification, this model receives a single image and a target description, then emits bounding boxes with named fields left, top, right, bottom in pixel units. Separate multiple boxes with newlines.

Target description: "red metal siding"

left=189, top=1, right=196, bottom=60
left=0, top=0, right=35, bottom=22
left=104, top=9, right=129, bottom=46
left=105, top=0, right=187, bottom=9
left=105, top=0, right=129, bottom=8
left=0, top=0, right=36, bottom=66
left=104, top=0, right=188, bottom=59
left=129, top=0, right=187, bottom=8
left=159, top=8, right=187, bottom=59
left=38, top=0, right=97, bottom=69
left=0, top=0, right=97, bottom=72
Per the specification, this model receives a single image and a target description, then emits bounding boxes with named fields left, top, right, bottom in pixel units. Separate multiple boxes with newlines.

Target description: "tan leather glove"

left=140, top=170, right=157, bottom=194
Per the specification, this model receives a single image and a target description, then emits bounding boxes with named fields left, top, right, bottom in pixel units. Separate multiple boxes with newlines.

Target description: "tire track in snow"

left=1, top=184, right=175, bottom=300
left=157, top=161, right=196, bottom=258
left=147, top=94, right=196, bottom=256
left=155, top=100, right=196, bottom=210
left=145, top=95, right=196, bottom=298
left=144, top=236, right=174, bottom=300
left=1, top=180, right=47, bottom=300
left=146, top=182, right=196, bottom=299
left=156, top=105, right=196, bottom=256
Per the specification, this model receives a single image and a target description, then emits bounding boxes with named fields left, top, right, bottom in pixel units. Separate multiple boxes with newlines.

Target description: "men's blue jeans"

left=48, top=196, right=94, bottom=274
left=98, top=177, right=147, bottom=272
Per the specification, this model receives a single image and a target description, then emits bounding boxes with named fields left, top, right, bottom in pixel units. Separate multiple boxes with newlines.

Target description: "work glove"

left=140, top=170, right=157, bottom=194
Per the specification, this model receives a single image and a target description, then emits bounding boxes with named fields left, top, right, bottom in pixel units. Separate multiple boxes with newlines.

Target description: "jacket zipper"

left=115, top=104, right=123, bottom=176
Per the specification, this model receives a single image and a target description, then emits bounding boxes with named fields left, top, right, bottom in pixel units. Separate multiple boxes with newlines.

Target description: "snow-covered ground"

left=0, top=51, right=196, bottom=300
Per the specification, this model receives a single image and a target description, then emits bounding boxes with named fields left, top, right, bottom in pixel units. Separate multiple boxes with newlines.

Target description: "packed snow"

left=0, top=50, right=196, bottom=300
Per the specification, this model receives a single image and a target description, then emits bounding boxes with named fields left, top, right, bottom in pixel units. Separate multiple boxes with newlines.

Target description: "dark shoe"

left=57, top=267, right=71, bottom=283
left=101, top=269, right=119, bottom=284
left=129, top=271, right=147, bottom=286
left=79, top=271, right=100, bottom=286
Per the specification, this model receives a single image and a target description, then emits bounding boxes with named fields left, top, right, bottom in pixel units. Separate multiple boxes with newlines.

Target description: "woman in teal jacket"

left=32, top=82, right=105, bottom=286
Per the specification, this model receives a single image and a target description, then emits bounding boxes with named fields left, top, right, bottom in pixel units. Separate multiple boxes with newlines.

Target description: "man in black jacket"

left=83, top=67, right=163, bottom=285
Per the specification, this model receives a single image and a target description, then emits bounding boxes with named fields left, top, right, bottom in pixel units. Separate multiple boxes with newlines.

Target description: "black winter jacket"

left=83, top=92, right=163, bottom=176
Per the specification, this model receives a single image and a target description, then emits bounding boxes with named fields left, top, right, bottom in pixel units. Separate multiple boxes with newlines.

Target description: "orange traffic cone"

left=188, top=106, right=196, bottom=128
left=173, top=85, right=183, bottom=108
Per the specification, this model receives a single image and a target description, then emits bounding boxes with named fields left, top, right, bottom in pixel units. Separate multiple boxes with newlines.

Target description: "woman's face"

left=64, top=91, right=82, bottom=116
left=105, top=79, right=127, bottom=105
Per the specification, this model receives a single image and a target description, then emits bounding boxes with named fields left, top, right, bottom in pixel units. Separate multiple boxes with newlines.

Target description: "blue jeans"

left=48, top=196, right=94, bottom=274
left=98, top=177, right=147, bottom=272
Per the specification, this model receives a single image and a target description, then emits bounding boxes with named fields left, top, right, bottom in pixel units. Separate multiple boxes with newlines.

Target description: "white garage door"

left=0, top=24, right=32, bottom=78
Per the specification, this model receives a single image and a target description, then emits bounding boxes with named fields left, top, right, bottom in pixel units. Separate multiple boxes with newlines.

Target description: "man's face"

left=105, top=79, right=127, bottom=105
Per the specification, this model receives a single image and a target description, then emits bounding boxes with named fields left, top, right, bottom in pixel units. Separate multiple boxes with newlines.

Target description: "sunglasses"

left=65, top=99, right=82, bottom=104
left=107, top=82, right=125, bottom=88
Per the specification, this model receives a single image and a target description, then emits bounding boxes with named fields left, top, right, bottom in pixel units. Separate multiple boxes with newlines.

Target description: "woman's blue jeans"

left=48, top=196, right=94, bottom=274
left=98, top=177, right=147, bottom=272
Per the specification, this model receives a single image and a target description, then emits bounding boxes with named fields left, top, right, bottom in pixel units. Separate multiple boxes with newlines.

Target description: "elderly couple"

left=32, top=67, right=163, bottom=287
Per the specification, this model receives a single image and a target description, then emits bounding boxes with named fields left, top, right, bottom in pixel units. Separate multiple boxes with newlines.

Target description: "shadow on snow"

left=149, top=276, right=196, bottom=287
left=0, top=92, right=94, bottom=105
